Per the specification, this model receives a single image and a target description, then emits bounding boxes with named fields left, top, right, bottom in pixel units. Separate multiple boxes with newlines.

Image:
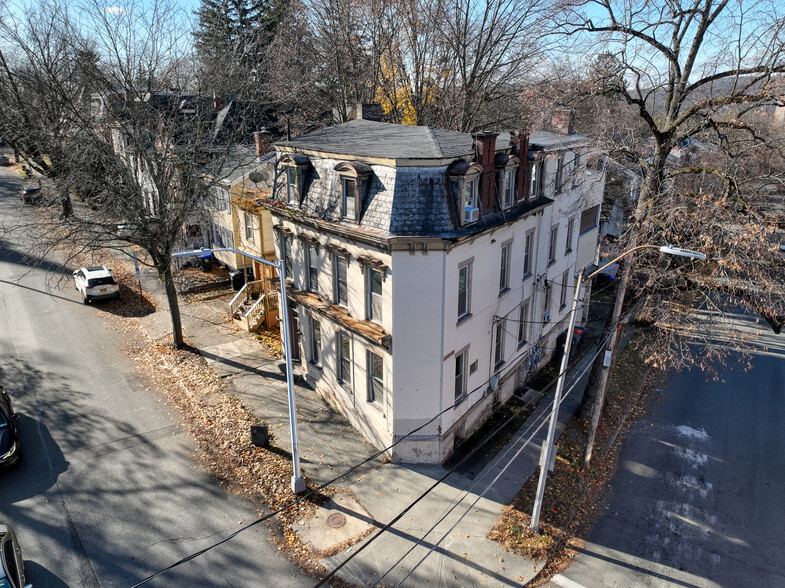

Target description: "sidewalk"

left=134, top=265, right=609, bottom=587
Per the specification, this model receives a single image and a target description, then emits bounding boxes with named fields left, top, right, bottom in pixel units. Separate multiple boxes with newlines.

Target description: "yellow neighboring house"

left=206, top=147, right=276, bottom=274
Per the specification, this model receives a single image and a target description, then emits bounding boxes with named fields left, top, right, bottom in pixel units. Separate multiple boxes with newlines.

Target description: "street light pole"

left=529, top=266, right=585, bottom=531
left=173, top=247, right=306, bottom=494
left=529, top=244, right=705, bottom=531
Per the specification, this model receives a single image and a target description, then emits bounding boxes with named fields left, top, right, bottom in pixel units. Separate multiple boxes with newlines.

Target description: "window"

left=580, top=204, right=601, bottom=234
left=342, top=177, right=357, bottom=220
left=449, top=162, right=483, bottom=225
left=335, top=161, right=370, bottom=221
left=517, top=300, right=530, bottom=347
left=338, top=332, right=352, bottom=388
left=311, top=316, right=321, bottom=365
left=565, top=218, right=574, bottom=254
left=457, top=261, right=472, bottom=319
left=286, top=167, right=299, bottom=204
left=494, top=320, right=505, bottom=368
left=555, top=154, right=564, bottom=193
left=307, top=244, right=318, bottom=292
left=463, top=177, right=478, bottom=210
left=214, top=186, right=229, bottom=212
left=548, top=225, right=558, bottom=264
left=334, top=256, right=348, bottom=306
left=244, top=213, right=255, bottom=242
left=367, top=351, right=384, bottom=404
left=502, top=168, right=515, bottom=209
left=572, top=153, right=582, bottom=187
left=282, top=234, right=292, bottom=280
left=529, top=161, right=541, bottom=199
left=499, top=243, right=511, bottom=294
left=454, top=349, right=467, bottom=400
left=367, top=267, right=383, bottom=323
left=560, top=271, right=568, bottom=309
left=523, top=230, right=534, bottom=278
left=544, top=281, right=552, bottom=320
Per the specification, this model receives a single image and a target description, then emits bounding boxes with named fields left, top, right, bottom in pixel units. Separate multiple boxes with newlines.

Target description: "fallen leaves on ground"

left=489, top=340, right=663, bottom=585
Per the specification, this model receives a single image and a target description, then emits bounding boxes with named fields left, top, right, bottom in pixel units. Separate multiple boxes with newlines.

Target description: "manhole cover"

left=327, top=513, right=347, bottom=529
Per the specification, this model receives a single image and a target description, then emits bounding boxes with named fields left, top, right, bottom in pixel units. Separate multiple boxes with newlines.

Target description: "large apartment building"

left=263, top=110, right=605, bottom=463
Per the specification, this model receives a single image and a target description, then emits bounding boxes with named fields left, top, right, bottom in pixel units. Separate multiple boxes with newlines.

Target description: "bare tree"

left=550, top=0, right=785, bottom=464
left=0, top=0, right=262, bottom=349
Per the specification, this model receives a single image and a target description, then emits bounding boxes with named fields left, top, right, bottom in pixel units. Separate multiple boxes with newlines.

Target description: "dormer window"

left=279, top=153, right=310, bottom=206
left=342, top=177, right=356, bottom=218
left=335, top=161, right=372, bottom=223
left=448, top=161, right=484, bottom=226
left=529, top=157, right=542, bottom=199
left=286, top=167, right=298, bottom=204
left=495, top=154, right=519, bottom=210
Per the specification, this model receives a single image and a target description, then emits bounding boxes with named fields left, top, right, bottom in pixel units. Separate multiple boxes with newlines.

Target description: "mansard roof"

left=275, top=119, right=474, bottom=160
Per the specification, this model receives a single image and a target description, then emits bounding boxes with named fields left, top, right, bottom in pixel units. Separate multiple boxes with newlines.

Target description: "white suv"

left=73, top=266, right=120, bottom=303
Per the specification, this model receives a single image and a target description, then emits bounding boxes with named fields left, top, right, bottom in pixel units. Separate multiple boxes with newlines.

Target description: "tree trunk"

left=582, top=145, right=670, bottom=466
left=583, top=258, right=631, bottom=466
left=159, top=261, right=184, bottom=349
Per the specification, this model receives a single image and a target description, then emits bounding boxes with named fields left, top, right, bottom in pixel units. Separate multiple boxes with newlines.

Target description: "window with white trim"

left=555, top=154, right=564, bottom=193
left=529, top=160, right=541, bottom=199
left=338, top=332, right=352, bottom=388
left=281, top=234, right=292, bottom=280
left=544, top=281, right=552, bottom=321
left=502, top=168, right=515, bottom=209
left=244, top=213, right=255, bottom=242
left=494, top=320, right=505, bottom=369
left=565, top=218, right=574, bottom=254
left=307, top=244, right=318, bottom=292
left=457, top=261, right=472, bottom=320
left=548, top=225, right=558, bottom=264
left=367, top=351, right=384, bottom=405
left=523, top=230, right=534, bottom=278
left=499, top=243, right=511, bottom=294
left=449, top=164, right=482, bottom=226
left=560, top=271, right=568, bottom=309
left=454, top=348, right=467, bottom=400
left=334, top=255, right=348, bottom=307
left=517, top=300, right=530, bottom=347
left=367, top=267, right=383, bottom=323
left=310, top=315, right=321, bottom=365
left=572, top=152, right=582, bottom=187
left=342, top=177, right=356, bottom=220
left=286, top=167, right=299, bottom=204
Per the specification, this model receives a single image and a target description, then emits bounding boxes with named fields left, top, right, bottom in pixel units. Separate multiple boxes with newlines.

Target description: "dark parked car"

left=0, top=155, right=9, bottom=166
left=0, top=386, right=21, bottom=470
left=19, top=185, right=42, bottom=205
left=0, top=524, right=28, bottom=588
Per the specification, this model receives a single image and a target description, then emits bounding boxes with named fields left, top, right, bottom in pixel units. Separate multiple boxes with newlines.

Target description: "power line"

left=314, top=330, right=611, bottom=588
left=131, top=329, right=563, bottom=586
left=389, top=337, right=608, bottom=587
left=132, top=299, right=614, bottom=586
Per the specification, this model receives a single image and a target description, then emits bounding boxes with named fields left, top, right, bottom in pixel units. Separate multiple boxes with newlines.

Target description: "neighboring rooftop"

left=275, top=119, right=475, bottom=160
left=528, top=130, right=589, bottom=149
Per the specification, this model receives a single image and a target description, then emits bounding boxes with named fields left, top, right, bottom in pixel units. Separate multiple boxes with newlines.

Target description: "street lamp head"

left=659, top=245, right=707, bottom=259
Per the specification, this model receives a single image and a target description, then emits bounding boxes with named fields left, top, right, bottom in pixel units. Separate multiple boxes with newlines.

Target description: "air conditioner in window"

left=464, top=206, right=479, bottom=223
left=543, top=312, right=550, bottom=322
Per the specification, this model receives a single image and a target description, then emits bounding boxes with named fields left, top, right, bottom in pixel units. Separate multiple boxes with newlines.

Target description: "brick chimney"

left=551, top=108, right=575, bottom=135
left=254, top=129, right=271, bottom=157
left=516, top=131, right=530, bottom=202
left=476, top=131, right=498, bottom=212
left=357, top=103, right=383, bottom=122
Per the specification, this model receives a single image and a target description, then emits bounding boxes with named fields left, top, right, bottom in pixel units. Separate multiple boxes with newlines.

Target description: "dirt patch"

left=489, top=337, right=663, bottom=585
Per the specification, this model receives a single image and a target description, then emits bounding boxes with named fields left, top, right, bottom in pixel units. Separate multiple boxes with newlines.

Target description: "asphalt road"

left=551, top=317, right=785, bottom=587
left=0, top=167, right=311, bottom=586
